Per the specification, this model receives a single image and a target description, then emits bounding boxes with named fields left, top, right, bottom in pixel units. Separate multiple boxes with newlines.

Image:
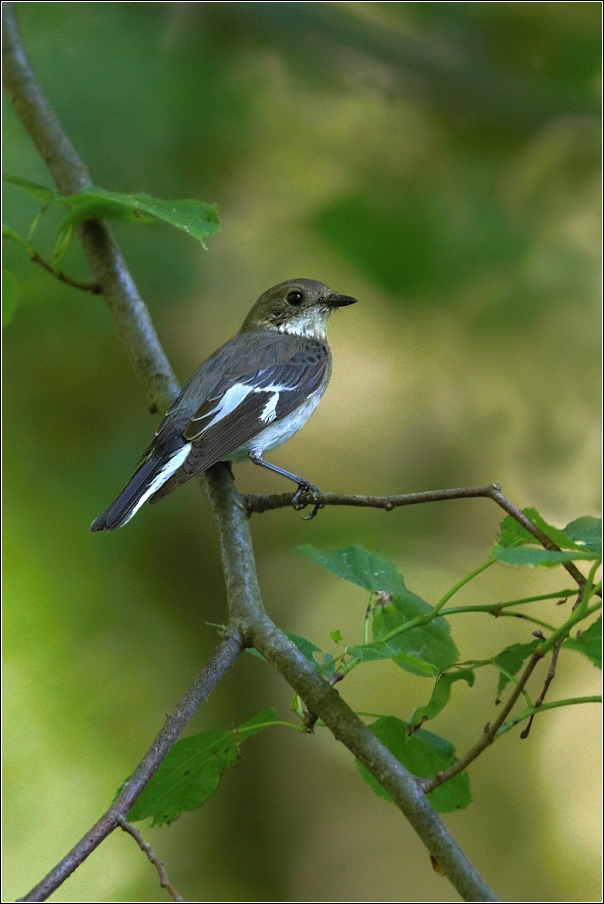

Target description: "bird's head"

left=239, top=279, right=357, bottom=340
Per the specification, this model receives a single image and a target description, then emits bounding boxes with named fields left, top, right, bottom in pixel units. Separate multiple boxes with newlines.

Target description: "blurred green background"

left=3, top=2, right=601, bottom=901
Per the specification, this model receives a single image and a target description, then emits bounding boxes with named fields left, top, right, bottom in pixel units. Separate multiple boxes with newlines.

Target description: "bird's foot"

left=292, top=483, right=324, bottom=520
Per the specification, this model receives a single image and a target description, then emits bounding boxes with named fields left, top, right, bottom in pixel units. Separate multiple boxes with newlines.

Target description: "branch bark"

left=118, top=818, right=185, bottom=902
left=205, top=466, right=500, bottom=902
left=244, top=483, right=592, bottom=592
left=2, top=2, right=180, bottom=413
left=16, top=630, right=245, bottom=903
left=5, top=4, right=498, bottom=902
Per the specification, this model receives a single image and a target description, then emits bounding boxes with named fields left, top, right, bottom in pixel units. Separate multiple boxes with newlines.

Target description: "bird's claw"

left=292, top=483, right=324, bottom=520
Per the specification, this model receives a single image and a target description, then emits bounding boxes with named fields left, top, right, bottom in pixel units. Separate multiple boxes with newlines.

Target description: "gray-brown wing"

left=149, top=339, right=329, bottom=501
left=182, top=346, right=330, bottom=466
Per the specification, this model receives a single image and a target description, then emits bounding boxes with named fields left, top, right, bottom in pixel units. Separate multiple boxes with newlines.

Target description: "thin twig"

left=4, top=230, right=103, bottom=292
left=27, top=246, right=102, bottom=293
left=420, top=650, right=543, bottom=794
left=244, top=482, right=593, bottom=593
left=486, top=486, right=593, bottom=592
left=520, top=638, right=562, bottom=739
left=421, top=581, right=599, bottom=791
left=243, top=484, right=499, bottom=514
left=118, top=818, right=185, bottom=902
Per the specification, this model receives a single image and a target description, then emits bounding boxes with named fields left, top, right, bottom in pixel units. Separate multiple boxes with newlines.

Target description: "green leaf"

left=284, top=632, right=336, bottom=677
left=4, top=179, right=221, bottom=263
left=2, top=270, right=19, bottom=326
left=371, top=592, right=458, bottom=675
left=3, top=175, right=56, bottom=204
left=496, top=513, right=535, bottom=547
left=127, top=730, right=237, bottom=826
left=329, top=629, right=344, bottom=644
left=346, top=626, right=438, bottom=675
left=408, top=669, right=475, bottom=730
left=54, top=187, right=220, bottom=250
left=285, top=631, right=322, bottom=662
left=562, top=517, right=602, bottom=555
left=492, top=546, right=598, bottom=567
left=52, top=223, right=76, bottom=265
left=357, top=716, right=471, bottom=813
left=299, top=544, right=408, bottom=595
left=236, top=708, right=278, bottom=735
left=493, top=640, right=540, bottom=696
left=300, top=545, right=458, bottom=677
left=563, top=616, right=602, bottom=669
left=496, top=508, right=591, bottom=554
left=127, top=710, right=276, bottom=826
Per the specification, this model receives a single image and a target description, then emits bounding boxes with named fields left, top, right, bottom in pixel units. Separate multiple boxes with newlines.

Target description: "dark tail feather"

left=90, top=457, right=165, bottom=532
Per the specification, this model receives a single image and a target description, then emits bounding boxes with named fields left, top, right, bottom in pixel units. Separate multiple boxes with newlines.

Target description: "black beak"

left=327, top=293, right=358, bottom=308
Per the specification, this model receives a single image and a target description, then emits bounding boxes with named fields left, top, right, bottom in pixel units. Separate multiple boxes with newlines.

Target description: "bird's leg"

left=248, top=452, right=324, bottom=518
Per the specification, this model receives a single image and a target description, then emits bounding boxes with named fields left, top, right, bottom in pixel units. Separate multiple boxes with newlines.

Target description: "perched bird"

left=90, top=278, right=357, bottom=531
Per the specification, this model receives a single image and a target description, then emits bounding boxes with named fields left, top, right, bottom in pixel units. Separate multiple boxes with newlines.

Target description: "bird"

left=90, top=278, right=357, bottom=531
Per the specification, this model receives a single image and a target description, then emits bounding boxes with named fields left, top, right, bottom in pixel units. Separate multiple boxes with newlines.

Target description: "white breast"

left=229, top=385, right=327, bottom=460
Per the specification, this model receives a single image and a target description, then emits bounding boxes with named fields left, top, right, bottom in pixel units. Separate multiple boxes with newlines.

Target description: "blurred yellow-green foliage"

left=3, top=3, right=601, bottom=901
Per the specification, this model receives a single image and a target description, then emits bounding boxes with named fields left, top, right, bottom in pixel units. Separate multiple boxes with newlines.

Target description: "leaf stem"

left=440, top=605, right=557, bottom=631
left=496, top=696, right=601, bottom=737
left=238, top=719, right=306, bottom=737
left=575, top=562, right=601, bottom=617
left=450, top=588, right=577, bottom=609
left=432, top=560, right=495, bottom=615
left=342, top=561, right=494, bottom=676
left=422, top=593, right=602, bottom=795
left=536, top=580, right=601, bottom=657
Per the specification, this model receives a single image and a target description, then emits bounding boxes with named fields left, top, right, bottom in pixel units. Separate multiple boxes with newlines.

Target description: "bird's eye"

left=287, top=290, right=304, bottom=306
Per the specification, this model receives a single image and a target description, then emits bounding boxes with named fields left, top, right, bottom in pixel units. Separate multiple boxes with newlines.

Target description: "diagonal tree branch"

left=419, top=647, right=543, bottom=796
left=2, top=2, right=180, bottom=413
left=16, top=629, right=246, bottom=903
left=5, top=4, right=498, bottom=902
left=204, top=465, right=499, bottom=902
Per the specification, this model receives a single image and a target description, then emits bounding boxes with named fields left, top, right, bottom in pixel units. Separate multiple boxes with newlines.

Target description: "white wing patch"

left=190, top=383, right=254, bottom=432
left=192, top=381, right=295, bottom=434
left=259, top=389, right=280, bottom=423
left=121, top=443, right=192, bottom=526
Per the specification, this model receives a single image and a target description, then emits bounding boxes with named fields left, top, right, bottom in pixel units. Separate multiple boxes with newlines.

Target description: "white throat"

left=277, top=310, right=330, bottom=341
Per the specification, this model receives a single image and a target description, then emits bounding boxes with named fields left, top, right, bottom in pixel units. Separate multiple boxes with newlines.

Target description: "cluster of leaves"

left=124, top=508, right=601, bottom=827
left=2, top=175, right=220, bottom=325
